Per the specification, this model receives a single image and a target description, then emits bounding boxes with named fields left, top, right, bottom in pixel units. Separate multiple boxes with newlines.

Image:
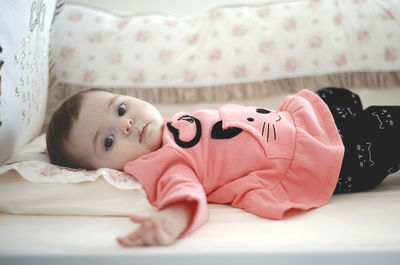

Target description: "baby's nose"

left=122, top=119, right=134, bottom=135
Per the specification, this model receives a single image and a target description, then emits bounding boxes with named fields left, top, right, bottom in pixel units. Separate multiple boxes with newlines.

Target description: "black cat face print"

left=167, top=108, right=281, bottom=149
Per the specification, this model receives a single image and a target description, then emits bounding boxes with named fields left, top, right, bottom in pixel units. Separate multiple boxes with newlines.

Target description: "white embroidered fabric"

left=0, top=134, right=144, bottom=191
left=0, top=0, right=56, bottom=163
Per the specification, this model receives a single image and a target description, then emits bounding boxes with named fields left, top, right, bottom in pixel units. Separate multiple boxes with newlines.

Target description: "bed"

left=1, top=0, right=400, bottom=264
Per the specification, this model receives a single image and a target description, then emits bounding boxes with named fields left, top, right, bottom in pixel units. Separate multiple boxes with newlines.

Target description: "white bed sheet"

left=1, top=88, right=400, bottom=265
left=0, top=172, right=400, bottom=264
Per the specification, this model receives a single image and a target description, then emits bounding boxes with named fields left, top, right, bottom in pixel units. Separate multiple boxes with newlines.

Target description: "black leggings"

left=316, top=87, right=400, bottom=193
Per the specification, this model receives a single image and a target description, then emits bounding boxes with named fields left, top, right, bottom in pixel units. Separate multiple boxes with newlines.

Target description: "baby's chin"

left=147, top=126, right=164, bottom=150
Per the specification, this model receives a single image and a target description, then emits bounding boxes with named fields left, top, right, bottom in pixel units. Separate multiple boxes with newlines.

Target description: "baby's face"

left=66, top=91, right=164, bottom=170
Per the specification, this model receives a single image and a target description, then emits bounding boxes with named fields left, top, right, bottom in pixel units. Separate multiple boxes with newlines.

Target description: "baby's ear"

left=256, top=108, right=271, bottom=114
left=211, top=121, right=242, bottom=139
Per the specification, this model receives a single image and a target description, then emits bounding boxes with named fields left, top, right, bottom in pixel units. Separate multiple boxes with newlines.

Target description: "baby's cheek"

left=113, top=142, right=139, bottom=168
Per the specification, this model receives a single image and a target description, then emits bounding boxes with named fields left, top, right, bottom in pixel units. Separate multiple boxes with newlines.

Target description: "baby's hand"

left=117, top=202, right=193, bottom=247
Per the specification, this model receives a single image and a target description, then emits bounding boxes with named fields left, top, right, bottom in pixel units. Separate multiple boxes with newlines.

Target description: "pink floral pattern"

left=135, top=30, right=150, bottom=42
left=285, top=59, right=298, bottom=72
left=382, top=10, right=394, bottom=20
left=357, top=29, right=369, bottom=41
left=233, top=65, right=247, bottom=79
left=259, top=41, right=274, bottom=53
left=186, top=34, right=199, bottom=45
left=110, top=53, right=122, bottom=64
left=309, top=36, right=323, bottom=49
left=333, top=14, right=342, bottom=26
left=52, top=1, right=400, bottom=87
left=159, top=50, right=173, bottom=63
left=208, top=49, right=222, bottom=61
left=60, top=47, right=74, bottom=59
left=385, top=48, right=398, bottom=62
left=232, top=24, right=247, bottom=36
left=88, top=32, right=102, bottom=43
left=257, top=7, right=271, bottom=18
left=83, top=70, right=96, bottom=83
left=68, top=11, right=82, bottom=22
left=130, top=70, right=145, bottom=83
left=184, top=69, right=197, bottom=82
left=334, top=54, right=348, bottom=67
left=283, top=18, right=297, bottom=31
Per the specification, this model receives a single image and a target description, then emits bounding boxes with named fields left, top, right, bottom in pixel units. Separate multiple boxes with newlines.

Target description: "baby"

left=47, top=87, right=400, bottom=246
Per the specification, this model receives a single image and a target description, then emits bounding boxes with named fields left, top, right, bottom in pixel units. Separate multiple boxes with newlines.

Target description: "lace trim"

left=0, top=134, right=144, bottom=191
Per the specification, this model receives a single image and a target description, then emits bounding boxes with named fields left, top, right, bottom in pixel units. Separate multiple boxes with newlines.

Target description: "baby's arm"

left=117, top=202, right=194, bottom=247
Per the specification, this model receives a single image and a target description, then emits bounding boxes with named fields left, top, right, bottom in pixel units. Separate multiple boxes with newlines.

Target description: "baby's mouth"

left=139, top=123, right=148, bottom=143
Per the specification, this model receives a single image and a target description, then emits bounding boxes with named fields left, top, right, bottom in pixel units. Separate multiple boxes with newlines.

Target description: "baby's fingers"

left=129, top=214, right=153, bottom=227
left=116, top=226, right=151, bottom=247
left=117, top=223, right=158, bottom=246
left=117, top=236, right=144, bottom=247
left=152, top=220, right=175, bottom=245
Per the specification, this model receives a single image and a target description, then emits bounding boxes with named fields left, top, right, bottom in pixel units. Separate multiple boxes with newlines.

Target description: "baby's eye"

left=104, top=135, right=114, bottom=150
left=118, top=103, right=127, bottom=116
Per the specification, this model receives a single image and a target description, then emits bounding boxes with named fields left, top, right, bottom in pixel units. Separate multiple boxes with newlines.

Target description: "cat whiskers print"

left=256, top=108, right=281, bottom=142
left=261, top=121, right=277, bottom=142
left=211, top=107, right=281, bottom=143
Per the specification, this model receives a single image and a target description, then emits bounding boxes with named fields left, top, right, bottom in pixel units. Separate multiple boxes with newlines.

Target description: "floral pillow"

left=46, top=0, right=400, bottom=127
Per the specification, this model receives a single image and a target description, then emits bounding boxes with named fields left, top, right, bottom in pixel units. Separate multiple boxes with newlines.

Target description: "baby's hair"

left=46, top=88, right=108, bottom=169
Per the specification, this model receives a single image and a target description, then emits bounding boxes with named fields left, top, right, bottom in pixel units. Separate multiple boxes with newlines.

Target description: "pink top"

left=124, top=89, right=344, bottom=237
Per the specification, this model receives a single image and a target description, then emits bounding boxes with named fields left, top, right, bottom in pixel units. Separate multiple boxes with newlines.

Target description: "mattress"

left=1, top=172, right=400, bottom=264
left=1, top=88, right=400, bottom=265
